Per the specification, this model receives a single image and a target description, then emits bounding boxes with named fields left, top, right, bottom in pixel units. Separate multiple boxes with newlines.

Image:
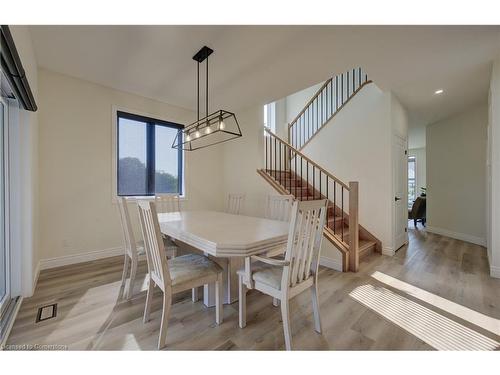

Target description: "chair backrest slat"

left=137, top=200, right=171, bottom=289
left=226, top=193, right=246, bottom=215
left=155, top=194, right=181, bottom=213
left=283, top=199, right=327, bottom=289
left=117, top=197, right=138, bottom=259
left=265, top=194, right=294, bottom=222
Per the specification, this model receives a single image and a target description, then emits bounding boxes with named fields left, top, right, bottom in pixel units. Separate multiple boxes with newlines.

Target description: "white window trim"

left=111, top=105, right=187, bottom=204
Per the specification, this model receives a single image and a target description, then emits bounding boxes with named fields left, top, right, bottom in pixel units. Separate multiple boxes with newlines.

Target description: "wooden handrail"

left=288, top=78, right=332, bottom=129
left=264, top=128, right=349, bottom=190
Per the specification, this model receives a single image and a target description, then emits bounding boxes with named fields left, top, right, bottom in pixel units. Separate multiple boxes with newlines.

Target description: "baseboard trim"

left=0, top=296, right=23, bottom=350
left=382, top=246, right=395, bottom=256
left=426, top=226, right=486, bottom=247
left=490, top=265, right=500, bottom=279
left=39, top=246, right=124, bottom=271
left=319, top=256, right=343, bottom=272
left=32, top=261, right=41, bottom=295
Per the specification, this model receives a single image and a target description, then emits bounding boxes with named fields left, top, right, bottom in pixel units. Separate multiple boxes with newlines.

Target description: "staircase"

left=258, top=68, right=379, bottom=272
left=288, top=68, right=372, bottom=150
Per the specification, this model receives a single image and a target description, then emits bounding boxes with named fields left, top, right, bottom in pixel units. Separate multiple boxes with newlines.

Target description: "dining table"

left=157, top=210, right=290, bottom=307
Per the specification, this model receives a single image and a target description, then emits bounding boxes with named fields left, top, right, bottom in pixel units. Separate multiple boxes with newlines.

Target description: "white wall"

left=487, top=58, right=500, bottom=278
left=9, top=26, right=39, bottom=297
left=300, top=83, right=403, bottom=255
left=408, top=125, right=426, bottom=149
left=37, top=69, right=225, bottom=264
left=222, top=104, right=276, bottom=218
left=409, top=147, right=426, bottom=193
left=426, top=104, right=488, bottom=246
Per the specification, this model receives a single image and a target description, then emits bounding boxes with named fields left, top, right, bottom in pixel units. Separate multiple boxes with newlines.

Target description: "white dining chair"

left=117, top=197, right=176, bottom=300
left=137, top=200, right=223, bottom=350
left=155, top=193, right=181, bottom=213
left=226, top=193, right=245, bottom=215
left=265, top=194, right=294, bottom=222
left=264, top=194, right=294, bottom=306
left=238, top=199, right=328, bottom=350
left=155, top=193, right=203, bottom=302
left=117, top=196, right=146, bottom=300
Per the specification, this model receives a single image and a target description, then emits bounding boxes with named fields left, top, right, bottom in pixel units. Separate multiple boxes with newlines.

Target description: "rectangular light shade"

left=172, top=110, right=242, bottom=151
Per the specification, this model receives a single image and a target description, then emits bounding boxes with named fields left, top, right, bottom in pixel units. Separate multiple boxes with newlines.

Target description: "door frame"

left=0, top=96, right=11, bottom=319
left=392, top=133, right=409, bottom=251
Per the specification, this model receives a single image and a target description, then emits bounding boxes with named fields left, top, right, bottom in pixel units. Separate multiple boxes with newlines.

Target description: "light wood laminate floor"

left=7, top=226, right=500, bottom=350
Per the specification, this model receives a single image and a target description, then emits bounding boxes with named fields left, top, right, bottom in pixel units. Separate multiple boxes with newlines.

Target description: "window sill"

left=112, top=195, right=187, bottom=204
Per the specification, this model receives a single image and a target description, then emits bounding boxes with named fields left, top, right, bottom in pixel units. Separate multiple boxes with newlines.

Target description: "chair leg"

left=272, top=298, right=279, bottom=307
left=158, top=291, right=172, bottom=350
left=192, top=287, right=199, bottom=302
left=143, top=276, right=154, bottom=323
left=126, top=257, right=138, bottom=300
left=281, top=299, right=292, bottom=350
left=215, top=274, right=223, bottom=325
left=119, top=255, right=130, bottom=299
left=238, top=274, right=247, bottom=328
left=311, top=284, right=322, bottom=334
left=414, top=218, right=417, bottom=227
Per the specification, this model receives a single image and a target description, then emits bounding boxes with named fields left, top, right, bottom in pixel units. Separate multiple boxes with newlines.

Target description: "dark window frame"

left=117, top=111, right=183, bottom=197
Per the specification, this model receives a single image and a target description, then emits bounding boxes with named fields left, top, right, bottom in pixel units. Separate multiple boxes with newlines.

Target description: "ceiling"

left=29, top=25, right=500, bottom=126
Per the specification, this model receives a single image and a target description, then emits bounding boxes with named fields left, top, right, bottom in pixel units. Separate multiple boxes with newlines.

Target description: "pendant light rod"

left=197, top=61, right=200, bottom=122
left=206, top=56, right=209, bottom=118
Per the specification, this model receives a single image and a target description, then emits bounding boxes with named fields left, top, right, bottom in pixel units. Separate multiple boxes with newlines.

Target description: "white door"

left=393, top=134, right=408, bottom=250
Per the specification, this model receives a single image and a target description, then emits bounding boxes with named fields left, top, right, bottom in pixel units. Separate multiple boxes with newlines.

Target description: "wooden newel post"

left=348, top=181, right=359, bottom=272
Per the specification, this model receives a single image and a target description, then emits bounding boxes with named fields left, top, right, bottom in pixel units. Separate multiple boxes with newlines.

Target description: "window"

left=408, top=156, right=416, bottom=207
left=117, top=111, right=183, bottom=196
left=264, top=102, right=276, bottom=134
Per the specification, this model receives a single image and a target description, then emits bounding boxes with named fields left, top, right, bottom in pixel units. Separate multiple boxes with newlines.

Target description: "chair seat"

left=136, top=240, right=176, bottom=258
left=168, top=254, right=222, bottom=286
left=237, top=261, right=283, bottom=290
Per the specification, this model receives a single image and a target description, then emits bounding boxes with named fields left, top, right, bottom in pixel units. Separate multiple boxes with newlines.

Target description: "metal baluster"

left=359, top=67, right=361, bottom=87
left=341, top=187, right=344, bottom=242
left=306, top=161, right=309, bottom=201
left=352, top=68, right=355, bottom=93
left=279, top=140, right=282, bottom=177
left=347, top=71, right=349, bottom=99
left=274, top=136, right=277, bottom=180
left=312, top=165, right=315, bottom=200
left=333, top=181, right=336, bottom=235
left=326, top=175, right=329, bottom=227
left=300, top=156, right=303, bottom=201
left=265, top=131, right=268, bottom=172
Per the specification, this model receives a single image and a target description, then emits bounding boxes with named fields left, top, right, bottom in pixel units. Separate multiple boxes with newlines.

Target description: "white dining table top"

left=158, top=210, right=290, bottom=257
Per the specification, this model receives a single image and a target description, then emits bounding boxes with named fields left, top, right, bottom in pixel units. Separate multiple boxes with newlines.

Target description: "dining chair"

left=137, top=200, right=223, bottom=349
left=226, top=193, right=246, bottom=215
left=238, top=199, right=328, bottom=350
left=155, top=193, right=203, bottom=301
left=155, top=193, right=181, bottom=213
left=117, top=196, right=146, bottom=300
left=264, top=194, right=294, bottom=306
left=117, top=197, right=176, bottom=300
left=265, top=194, right=294, bottom=222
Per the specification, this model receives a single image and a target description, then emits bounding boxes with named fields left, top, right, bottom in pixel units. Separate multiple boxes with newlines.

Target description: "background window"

left=408, top=156, right=416, bottom=207
left=117, top=111, right=183, bottom=196
left=264, top=102, right=276, bottom=134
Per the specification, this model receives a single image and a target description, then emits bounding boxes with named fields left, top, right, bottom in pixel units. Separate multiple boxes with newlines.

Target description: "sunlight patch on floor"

left=349, top=284, right=500, bottom=351
left=371, top=271, right=500, bottom=336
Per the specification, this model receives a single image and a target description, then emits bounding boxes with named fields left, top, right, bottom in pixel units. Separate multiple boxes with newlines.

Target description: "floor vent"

left=36, top=303, right=58, bottom=323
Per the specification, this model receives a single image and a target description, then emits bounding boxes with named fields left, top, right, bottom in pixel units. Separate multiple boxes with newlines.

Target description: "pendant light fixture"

left=172, top=46, right=242, bottom=151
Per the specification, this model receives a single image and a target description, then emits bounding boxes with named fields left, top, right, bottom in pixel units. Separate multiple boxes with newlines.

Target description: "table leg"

left=203, top=256, right=243, bottom=307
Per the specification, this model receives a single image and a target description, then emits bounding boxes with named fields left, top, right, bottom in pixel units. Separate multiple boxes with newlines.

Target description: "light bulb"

left=186, top=134, right=191, bottom=142
left=195, top=130, right=201, bottom=138
left=205, top=126, right=211, bottom=134
left=219, top=119, right=225, bottom=130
